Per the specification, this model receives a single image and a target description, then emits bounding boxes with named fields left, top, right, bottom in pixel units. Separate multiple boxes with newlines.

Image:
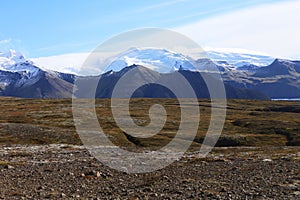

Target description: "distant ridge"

left=0, top=49, right=299, bottom=99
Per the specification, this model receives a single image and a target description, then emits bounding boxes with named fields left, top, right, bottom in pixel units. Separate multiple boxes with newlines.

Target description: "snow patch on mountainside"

left=106, top=47, right=196, bottom=73
left=204, top=47, right=275, bottom=68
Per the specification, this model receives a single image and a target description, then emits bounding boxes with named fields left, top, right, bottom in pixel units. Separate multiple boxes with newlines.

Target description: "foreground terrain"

left=0, top=145, right=299, bottom=199
left=0, top=98, right=299, bottom=198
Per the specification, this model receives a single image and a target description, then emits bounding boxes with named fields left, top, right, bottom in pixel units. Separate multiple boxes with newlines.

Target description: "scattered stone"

left=37, top=186, right=44, bottom=190
left=96, top=171, right=101, bottom=177
left=263, top=158, right=272, bottom=162
left=5, top=165, right=14, bottom=169
left=0, top=145, right=299, bottom=199
left=68, top=172, right=74, bottom=176
left=292, top=191, right=300, bottom=196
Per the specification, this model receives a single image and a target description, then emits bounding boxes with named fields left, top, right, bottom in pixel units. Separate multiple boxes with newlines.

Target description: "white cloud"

left=175, top=0, right=300, bottom=59
left=31, top=53, right=89, bottom=75
left=31, top=51, right=118, bottom=75
left=0, top=39, right=11, bottom=44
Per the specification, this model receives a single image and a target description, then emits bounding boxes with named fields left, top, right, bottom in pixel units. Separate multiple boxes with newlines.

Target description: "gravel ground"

left=0, top=144, right=299, bottom=199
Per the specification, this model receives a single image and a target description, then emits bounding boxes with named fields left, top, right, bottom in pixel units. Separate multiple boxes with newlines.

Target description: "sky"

left=0, top=0, right=299, bottom=73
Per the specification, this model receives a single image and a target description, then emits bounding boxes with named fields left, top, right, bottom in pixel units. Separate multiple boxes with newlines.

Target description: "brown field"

left=0, top=97, right=299, bottom=148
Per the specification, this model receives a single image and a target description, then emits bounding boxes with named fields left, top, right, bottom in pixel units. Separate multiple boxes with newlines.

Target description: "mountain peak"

left=270, top=58, right=297, bottom=67
left=0, top=49, right=40, bottom=80
left=0, top=49, right=25, bottom=62
left=116, top=64, right=157, bottom=76
left=0, top=49, right=28, bottom=69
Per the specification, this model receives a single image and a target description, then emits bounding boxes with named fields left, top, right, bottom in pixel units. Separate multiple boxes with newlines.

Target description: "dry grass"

left=0, top=97, right=299, bottom=149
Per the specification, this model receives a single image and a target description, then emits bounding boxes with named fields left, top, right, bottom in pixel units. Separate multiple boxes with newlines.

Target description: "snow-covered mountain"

left=106, top=47, right=196, bottom=73
left=205, top=48, right=275, bottom=68
left=105, top=47, right=276, bottom=74
left=0, top=50, right=41, bottom=89
left=0, top=50, right=74, bottom=98
left=0, top=50, right=26, bottom=65
left=0, top=50, right=40, bottom=79
left=31, top=47, right=277, bottom=75
left=0, top=48, right=299, bottom=99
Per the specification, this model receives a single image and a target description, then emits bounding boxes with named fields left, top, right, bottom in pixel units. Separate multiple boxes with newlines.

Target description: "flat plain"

left=0, top=98, right=299, bottom=199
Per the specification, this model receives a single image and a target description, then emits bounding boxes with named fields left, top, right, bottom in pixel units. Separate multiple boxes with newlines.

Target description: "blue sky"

left=0, top=0, right=286, bottom=58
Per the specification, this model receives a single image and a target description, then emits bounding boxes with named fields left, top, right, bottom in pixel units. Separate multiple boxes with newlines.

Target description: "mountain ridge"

left=0, top=49, right=299, bottom=99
